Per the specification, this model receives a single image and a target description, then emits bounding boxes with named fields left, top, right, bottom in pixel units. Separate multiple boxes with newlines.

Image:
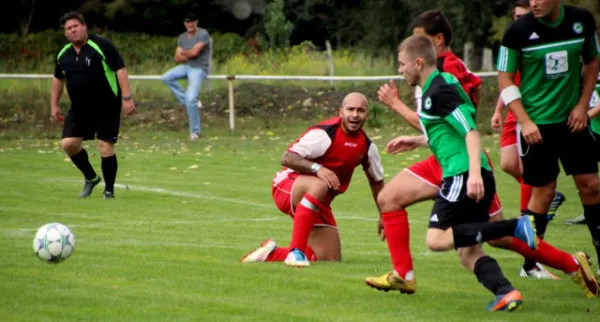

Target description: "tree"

left=262, top=0, right=294, bottom=49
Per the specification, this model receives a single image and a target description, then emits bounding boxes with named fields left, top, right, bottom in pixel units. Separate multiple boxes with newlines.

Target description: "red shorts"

left=271, top=171, right=337, bottom=228
left=405, top=153, right=503, bottom=217
left=500, top=111, right=518, bottom=148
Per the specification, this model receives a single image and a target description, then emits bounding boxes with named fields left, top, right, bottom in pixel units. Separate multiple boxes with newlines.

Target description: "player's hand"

left=123, top=99, right=136, bottom=116
left=568, top=104, right=588, bottom=133
left=467, top=172, right=485, bottom=202
left=520, top=120, right=542, bottom=145
left=377, top=217, right=385, bottom=241
left=51, top=104, right=63, bottom=121
left=386, top=136, right=419, bottom=154
left=316, top=167, right=341, bottom=190
left=490, top=112, right=503, bottom=131
left=377, top=80, right=401, bottom=108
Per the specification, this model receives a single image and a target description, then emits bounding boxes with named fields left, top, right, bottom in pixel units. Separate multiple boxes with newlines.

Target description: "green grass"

left=0, top=125, right=598, bottom=321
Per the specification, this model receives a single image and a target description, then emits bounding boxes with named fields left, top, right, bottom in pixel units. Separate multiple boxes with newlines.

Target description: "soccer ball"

left=32, top=223, right=75, bottom=263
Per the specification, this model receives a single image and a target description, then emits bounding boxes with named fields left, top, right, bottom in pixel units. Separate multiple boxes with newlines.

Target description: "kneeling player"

left=240, top=93, right=384, bottom=267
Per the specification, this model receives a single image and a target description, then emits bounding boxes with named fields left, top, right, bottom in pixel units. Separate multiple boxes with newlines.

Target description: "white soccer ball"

left=32, top=223, right=75, bottom=263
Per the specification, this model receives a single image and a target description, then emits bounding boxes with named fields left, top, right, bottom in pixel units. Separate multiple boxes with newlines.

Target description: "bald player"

left=240, top=92, right=385, bottom=267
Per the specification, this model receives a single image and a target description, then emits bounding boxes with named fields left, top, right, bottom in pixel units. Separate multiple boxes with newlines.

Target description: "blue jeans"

left=161, top=65, right=206, bottom=134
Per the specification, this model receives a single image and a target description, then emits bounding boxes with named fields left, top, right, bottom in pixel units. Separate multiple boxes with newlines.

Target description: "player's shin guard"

left=382, top=210, right=413, bottom=280
left=510, top=238, right=579, bottom=274
left=452, top=219, right=518, bottom=248
left=70, top=148, right=97, bottom=180
left=288, top=194, right=322, bottom=252
left=101, top=154, right=117, bottom=193
left=474, top=256, right=514, bottom=296
left=583, top=203, right=600, bottom=264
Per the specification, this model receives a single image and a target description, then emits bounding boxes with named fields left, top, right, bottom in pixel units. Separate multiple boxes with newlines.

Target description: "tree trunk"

left=20, top=0, right=36, bottom=36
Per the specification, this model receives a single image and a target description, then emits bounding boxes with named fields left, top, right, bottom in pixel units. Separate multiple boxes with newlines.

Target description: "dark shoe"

left=79, top=176, right=101, bottom=198
left=103, top=190, right=115, bottom=199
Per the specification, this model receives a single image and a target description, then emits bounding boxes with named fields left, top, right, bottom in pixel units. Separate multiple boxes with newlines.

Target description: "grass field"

left=0, top=124, right=598, bottom=321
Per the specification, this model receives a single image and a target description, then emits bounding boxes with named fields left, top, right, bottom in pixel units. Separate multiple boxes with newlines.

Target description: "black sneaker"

left=79, top=176, right=101, bottom=198
left=103, top=190, right=115, bottom=199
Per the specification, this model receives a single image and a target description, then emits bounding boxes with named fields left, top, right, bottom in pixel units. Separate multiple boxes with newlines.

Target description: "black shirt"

left=54, top=34, right=125, bottom=109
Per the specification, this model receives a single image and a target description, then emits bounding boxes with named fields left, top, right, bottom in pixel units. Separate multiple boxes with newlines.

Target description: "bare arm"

left=498, top=71, right=531, bottom=124
left=465, top=131, right=481, bottom=174
left=578, top=59, right=599, bottom=109
left=281, top=151, right=316, bottom=174
left=175, top=47, right=188, bottom=63
left=389, top=101, right=422, bottom=132
left=493, top=96, right=504, bottom=115
left=50, top=77, right=63, bottom=106
left=589, top=103, right=600, bottom=119
left=182, top=42, right=206, bottom=58
left=116, top=68, right=132, bottom=98
left=368, top=180, right=384, bottom=208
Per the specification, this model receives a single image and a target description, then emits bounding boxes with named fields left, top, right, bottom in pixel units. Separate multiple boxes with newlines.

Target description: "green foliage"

left=263, top=0, right=294, bottom=50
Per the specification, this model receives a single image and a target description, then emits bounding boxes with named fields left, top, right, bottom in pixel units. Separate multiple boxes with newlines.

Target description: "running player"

left=491, top=0, right=566, bottom=224
left=379, top=35, right=537, bottom=311
left=365, top=10, right=587, bottom=295
left=497, top=0, right=600, bottom=282
left=240, top=93, right=385, bottom=267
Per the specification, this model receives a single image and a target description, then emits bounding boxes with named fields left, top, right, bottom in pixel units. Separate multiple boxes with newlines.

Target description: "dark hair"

left=410, top=9, right=453, bottom=46
left=515, top=0, right=530, bottom=9
left=183, top=12, right=197, bottom=22
left=60, top=11, right=85, bottom=27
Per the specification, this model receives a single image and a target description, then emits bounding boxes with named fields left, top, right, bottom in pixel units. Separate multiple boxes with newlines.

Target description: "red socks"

left=509, top=237, right=579, bottom=274
left=267, top=246, right=317, bottom=262
left=516, top=176, right=533, bottom=211
left=382, top=210, right=414, bottom=280
left=289, top=194, right=324, bottom=252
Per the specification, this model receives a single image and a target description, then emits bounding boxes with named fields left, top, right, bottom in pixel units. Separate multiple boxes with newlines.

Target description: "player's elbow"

left=280, top=152, right=294, bottom=167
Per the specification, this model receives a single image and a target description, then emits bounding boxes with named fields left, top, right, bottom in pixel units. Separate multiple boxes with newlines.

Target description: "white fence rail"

left=1, top=72, right=592, bottom=130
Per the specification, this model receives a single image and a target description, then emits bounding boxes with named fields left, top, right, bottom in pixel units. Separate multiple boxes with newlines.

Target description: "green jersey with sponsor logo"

left=419, top=70, right=491, bottom=178
left=497, top=5, right=599, bottom=124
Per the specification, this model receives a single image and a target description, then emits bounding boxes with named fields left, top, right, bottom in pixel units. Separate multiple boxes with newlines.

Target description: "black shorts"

left=595, top=131, right=600, bottom=162
left=428, top=169, right=496, bottom=230
left=62, top=104, right=121, bottom=143
left=517, top=121, right=598, bottom=187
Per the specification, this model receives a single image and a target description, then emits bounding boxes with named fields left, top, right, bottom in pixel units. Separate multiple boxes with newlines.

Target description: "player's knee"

left=499, top=157, right=519, bottom=177
left=376, top=186, right=403, bottom=211
left=575, top=175, right=600, bottom=198
left=305, top=179, right=330, bottom=201
left=97, top=141, right=114, bottom=157
left=426, top=238, right=448, bottom=252
left=61, top=139, right=80, bottom=155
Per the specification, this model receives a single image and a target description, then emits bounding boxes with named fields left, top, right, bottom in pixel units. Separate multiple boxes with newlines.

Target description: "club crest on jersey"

left=573, top=22, right=583, bottom=34
left=424, top=97, right=432, bottom=109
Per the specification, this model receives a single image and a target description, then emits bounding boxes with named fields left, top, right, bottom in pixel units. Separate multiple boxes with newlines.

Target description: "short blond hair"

left=398, top=35, right=437, bottom=67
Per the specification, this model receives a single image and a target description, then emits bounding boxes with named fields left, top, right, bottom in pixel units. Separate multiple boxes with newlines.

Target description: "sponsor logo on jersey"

left=344, top=142, right=357, bottom=147
left=424, top=97, right=432, bottom=110
left=573, top=22, right=583, bottom=34
left=529, top=32, right=539, bottom=40
left=545, top=50, right=568, bottom=76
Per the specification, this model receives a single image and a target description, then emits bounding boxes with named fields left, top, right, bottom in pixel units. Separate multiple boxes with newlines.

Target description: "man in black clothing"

left=51, top=11, right=136, bottom=199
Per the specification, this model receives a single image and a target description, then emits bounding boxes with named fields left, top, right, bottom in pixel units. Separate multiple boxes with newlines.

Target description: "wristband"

left=122, top=95, right=132, bottom=101
left=311, top=163, right=322, bottom=174
left=500, top=85, right=521, bottom=106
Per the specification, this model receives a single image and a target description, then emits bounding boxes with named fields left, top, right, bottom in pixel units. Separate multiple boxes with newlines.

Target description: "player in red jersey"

left=365, top=9, right=593, bottom=294
left=240, top=93, right=385, bottom=267
left=490, top=0, right=567, bottom=278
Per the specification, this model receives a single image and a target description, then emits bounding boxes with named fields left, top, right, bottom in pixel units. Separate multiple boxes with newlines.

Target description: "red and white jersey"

left=274, top=117, right=384, bottom=194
